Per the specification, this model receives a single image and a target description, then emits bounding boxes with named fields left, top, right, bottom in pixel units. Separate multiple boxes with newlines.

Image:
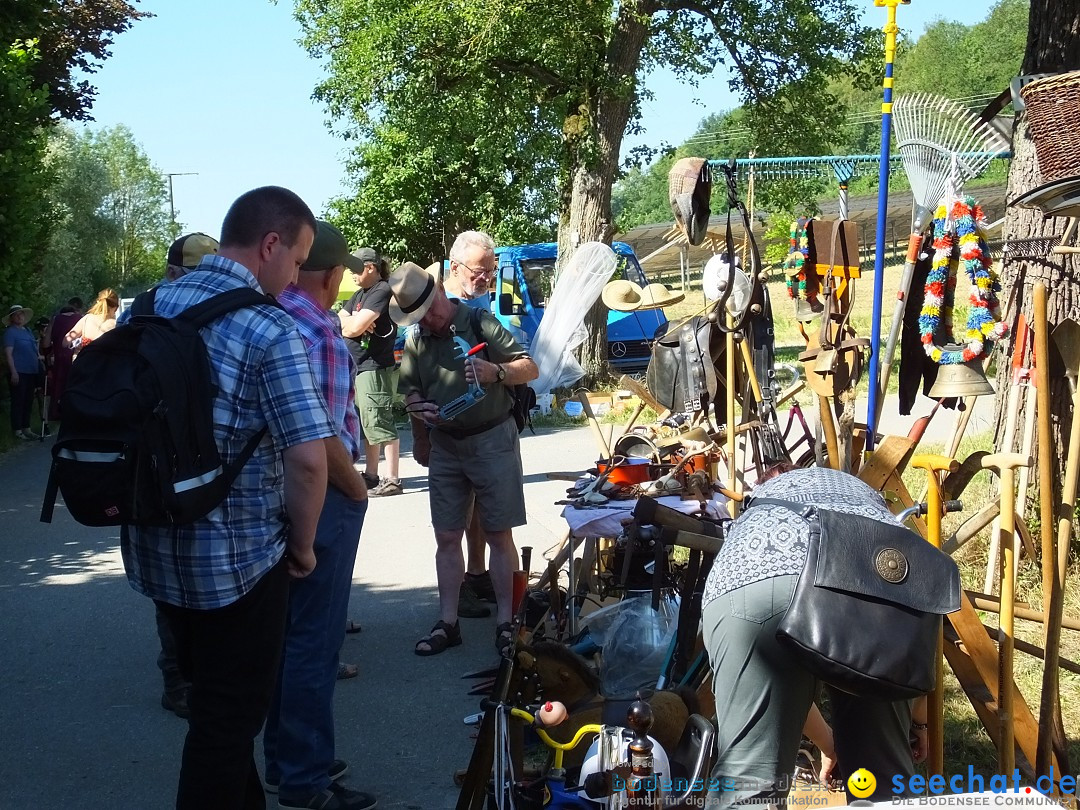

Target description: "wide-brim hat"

left=6, top=304, right=32, bottom=324
left=638, top=283, right=685, bottom=310
left=601, top=279, right=642, bottom=312
left=1009, top=175, right=1080, bottom=219
left=389, top=261, right=438, bottom=326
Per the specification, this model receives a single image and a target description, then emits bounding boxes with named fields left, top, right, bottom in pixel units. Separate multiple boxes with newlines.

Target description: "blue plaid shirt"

left=121, top=256, right=336, bottom=609
left=278, top=284, right=362, bottom=463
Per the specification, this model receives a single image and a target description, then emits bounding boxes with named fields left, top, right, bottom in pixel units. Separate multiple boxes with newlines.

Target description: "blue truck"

left=492, top=241, right=666, bottom=376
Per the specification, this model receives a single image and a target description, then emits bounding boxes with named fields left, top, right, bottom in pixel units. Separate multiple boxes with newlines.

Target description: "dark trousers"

left=156, top=558, right=290, bottom=810
left=155, top=603, right=191, bottom=695
left=9, top=372, right=38, bottom=432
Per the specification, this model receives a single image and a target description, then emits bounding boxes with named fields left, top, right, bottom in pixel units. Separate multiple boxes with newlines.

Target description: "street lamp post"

left=165, top=172, right=198, bottom=238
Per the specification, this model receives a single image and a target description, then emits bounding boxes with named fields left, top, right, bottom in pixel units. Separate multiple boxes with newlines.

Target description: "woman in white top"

left=66, top=288, right=119, bottom=354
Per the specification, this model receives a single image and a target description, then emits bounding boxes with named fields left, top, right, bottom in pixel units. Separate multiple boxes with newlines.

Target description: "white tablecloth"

left=561, top=494, right=728, bottom=538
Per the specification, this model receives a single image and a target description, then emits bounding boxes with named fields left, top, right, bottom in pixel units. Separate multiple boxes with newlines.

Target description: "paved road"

left=0, top=393, right=993, bottom=809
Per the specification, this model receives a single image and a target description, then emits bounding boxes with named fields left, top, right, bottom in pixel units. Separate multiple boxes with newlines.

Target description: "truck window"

left=519, top=258, right=556, bottom=308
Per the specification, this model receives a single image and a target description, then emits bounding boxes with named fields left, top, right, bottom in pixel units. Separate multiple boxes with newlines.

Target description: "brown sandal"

left=415, top=620, right=462, bottom=656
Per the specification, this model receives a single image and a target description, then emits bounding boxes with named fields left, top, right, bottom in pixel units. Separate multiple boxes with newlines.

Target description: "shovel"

left=1036, top=317, right=1080, bottom=779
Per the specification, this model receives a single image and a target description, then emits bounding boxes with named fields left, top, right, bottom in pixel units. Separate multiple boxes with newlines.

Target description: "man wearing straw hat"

left=390, top=261, right=538, bottom=656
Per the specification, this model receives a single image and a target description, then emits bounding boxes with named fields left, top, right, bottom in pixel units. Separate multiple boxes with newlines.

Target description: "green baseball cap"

left=301, top=220, right=365, bottom=272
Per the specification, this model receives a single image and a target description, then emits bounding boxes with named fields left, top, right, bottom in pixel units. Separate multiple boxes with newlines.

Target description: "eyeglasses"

left=455, top=260, right=494, bottom=276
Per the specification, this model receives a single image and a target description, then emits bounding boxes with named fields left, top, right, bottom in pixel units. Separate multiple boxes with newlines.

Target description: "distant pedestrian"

left=4, top=305, right=41, bottom=440
left=45, top=297, right=82, bottom=422
left=65, top=288, right=118, bottom=356
left=339, top=247, right=403, bottom=496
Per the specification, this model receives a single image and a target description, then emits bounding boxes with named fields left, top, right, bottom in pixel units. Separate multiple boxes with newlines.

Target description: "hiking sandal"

left=415, top=620, right=462, bottom=656
left=495, top=622, right=514, bottom=656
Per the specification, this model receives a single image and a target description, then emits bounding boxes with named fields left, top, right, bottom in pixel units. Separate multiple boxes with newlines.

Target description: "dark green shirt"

left=398, top=303, right=528, bottom=430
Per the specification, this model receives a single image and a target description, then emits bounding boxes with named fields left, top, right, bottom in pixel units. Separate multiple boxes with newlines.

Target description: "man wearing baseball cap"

left=166, top=232, right=219, bottom=281
left=339, top=247, right=403, bottom=496
left=263, top=220, right=376, bottom=810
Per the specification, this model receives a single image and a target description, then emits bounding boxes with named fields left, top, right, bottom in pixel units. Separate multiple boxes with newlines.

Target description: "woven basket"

left=1022, top=71, right=1080, bottom=183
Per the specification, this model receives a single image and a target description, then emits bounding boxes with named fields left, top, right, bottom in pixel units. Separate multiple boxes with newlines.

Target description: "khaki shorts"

left=428, top=417, right=526, bottom=532
left=355, top=367, right=399, bottom=446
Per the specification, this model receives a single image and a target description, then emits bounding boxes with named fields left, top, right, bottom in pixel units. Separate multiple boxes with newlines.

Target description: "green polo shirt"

left=399, top=303, right=528, bottom=431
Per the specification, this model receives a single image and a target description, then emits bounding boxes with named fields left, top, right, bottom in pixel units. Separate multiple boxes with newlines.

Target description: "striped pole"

left=866, top=0, right=905, bottom=451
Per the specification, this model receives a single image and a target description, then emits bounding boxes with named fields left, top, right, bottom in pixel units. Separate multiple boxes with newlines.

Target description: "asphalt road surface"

left=0, top=393, right=991, bottom=809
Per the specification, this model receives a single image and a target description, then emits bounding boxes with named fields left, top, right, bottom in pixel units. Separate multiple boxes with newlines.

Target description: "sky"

left=80, top=0, right=999, bottom=235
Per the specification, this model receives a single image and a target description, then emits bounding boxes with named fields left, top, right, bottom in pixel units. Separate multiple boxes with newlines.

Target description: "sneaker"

left=279, top=781, right=376, bottom=809
left=17, top=429, right=40, bottom=440
left=266, top=759, right=349, bottom=795
left=369, top=478, right=403, bottom=497
left=457, top=581, right=491, bottom=619
left=465, top=570, right=497, bottom=603
left=360, top=472, right=380, bottom=489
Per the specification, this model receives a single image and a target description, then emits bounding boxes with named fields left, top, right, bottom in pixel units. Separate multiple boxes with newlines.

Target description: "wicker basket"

left=1022, top=71, right=1080, bottom=183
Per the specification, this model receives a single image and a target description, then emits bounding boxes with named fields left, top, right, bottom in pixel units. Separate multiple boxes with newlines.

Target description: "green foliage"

left=612, top=0, right=1030, bottom=231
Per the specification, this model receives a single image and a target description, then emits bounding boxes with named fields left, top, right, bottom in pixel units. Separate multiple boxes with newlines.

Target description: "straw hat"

left=601, top=279, right=643, bottom=312
left=388, top=261, right=439, bottom=326
left=6, top=304, right=32, bottom=324
left=638, top=283, right=685, bottom=310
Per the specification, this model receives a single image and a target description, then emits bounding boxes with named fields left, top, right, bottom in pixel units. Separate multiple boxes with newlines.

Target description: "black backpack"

left=41, top=286, right=277, bottom=529
left=466, top=307, right=537, bottom=433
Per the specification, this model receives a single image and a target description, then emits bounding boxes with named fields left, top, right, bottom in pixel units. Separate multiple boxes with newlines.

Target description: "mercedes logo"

left=611, top=342, right=627, bottom=358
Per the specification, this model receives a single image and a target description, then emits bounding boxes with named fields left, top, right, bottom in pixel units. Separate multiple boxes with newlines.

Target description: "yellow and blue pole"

left=866, top=0, right=907, bottom=451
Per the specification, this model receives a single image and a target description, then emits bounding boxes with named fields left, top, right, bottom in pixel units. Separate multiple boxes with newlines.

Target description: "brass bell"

left=928, top=351, right=995, bottom=398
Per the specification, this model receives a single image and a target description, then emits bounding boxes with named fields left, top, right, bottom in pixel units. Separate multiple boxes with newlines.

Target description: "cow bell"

left=928, top=353, right=995, bottom=398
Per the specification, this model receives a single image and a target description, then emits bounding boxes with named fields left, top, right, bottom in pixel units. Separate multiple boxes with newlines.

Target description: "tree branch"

left=491, top=57, right=569, bottom=95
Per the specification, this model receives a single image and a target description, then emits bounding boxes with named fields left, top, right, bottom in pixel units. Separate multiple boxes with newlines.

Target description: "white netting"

left=528, top=242, right=617, bottom=396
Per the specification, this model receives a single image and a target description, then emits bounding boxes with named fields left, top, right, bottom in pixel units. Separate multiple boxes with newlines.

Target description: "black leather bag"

left=749, top=497, right=962, bottom=701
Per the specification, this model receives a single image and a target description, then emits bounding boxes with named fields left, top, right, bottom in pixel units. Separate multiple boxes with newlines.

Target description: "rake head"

left=892, top=93, right=1010, bottom=225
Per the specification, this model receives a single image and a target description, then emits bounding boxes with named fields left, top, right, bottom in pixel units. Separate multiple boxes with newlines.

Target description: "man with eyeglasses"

left=340, top=247, right=403, bottom=496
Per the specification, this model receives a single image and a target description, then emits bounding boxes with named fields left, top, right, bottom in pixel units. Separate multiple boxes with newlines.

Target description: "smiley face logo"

left=847, top=768, right=877, bottom=799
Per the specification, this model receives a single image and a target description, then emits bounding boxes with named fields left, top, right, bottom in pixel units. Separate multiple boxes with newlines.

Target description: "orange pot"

left=596, top=458, right=653, bottom=486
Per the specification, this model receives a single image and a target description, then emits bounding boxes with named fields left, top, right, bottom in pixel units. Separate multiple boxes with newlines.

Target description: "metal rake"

left=874, top=93, right=1010, bottom=417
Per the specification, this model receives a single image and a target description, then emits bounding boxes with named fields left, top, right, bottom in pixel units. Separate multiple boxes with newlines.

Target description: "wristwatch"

left=495, top=364, right=506, bottom=382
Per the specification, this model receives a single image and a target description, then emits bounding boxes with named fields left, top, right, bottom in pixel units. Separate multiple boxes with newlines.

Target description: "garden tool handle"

left=910, top=454, right=960, bottom=474
left=980, top=453, right=1033, bottom=473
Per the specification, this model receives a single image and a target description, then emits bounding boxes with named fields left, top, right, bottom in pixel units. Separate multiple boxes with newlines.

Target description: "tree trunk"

left=992, top=3, right=1080, bottom=494
left=556, top=0, right=653, bottom=387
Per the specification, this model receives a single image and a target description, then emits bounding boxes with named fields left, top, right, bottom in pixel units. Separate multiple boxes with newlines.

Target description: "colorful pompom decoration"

left=784, top=218, right=817, bottom=303
left=918, top=197, right=1008, bottom=364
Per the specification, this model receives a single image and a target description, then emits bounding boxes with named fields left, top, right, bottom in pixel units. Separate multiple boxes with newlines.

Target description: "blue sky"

left=80, top=0, right=998, bottom=236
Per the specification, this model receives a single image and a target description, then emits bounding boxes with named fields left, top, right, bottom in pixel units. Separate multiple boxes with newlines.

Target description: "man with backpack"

left=263, top=221, right=376, bottom=810
left=119, top=187, right=335, bottom=808
left=391, top=261, right=538, bottom=657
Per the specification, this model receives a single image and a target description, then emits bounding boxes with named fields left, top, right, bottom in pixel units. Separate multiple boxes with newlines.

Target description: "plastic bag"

left=583, top=592, right=679, bottom=698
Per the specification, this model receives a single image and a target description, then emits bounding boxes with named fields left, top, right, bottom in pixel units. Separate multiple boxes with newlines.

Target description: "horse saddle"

left=646, top=315, right=721, bottom=414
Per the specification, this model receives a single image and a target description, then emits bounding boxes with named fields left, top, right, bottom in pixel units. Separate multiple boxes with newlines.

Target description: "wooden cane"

left=577, top=391, right=612, bottom=460
left=1032, top=284, right=1062, bottom=781
left=726, top=314, right=739, bottom=516
left=980, top=452, right=1032, bottom=774
left=817, top=395, right=841, bottom=471
left=911, top=453, right=959, bottom=779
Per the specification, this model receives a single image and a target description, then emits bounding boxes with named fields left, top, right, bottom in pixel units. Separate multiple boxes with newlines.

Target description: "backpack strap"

left=130, top=286, right=159, bottom=317
left=743, top=496, right=817, bottom=521
left=179, top=287, right=280, bottom=327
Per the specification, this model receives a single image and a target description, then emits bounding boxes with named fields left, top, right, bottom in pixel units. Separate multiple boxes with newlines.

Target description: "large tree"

left=990, top=0, right=1079, bottom=781
left=0, top=0, right=148, bottom=310
left=295, top=0, right=872, bottom=382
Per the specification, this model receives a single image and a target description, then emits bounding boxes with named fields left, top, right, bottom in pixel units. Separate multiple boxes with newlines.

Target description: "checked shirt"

left=121, top=256, right=336, bottom=610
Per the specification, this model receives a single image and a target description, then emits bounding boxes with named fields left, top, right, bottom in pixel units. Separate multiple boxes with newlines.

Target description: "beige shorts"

left=428, top=417, right=526, bottom=532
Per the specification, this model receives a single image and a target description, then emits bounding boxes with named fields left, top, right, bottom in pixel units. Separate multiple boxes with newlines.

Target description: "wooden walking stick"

left=980, top=452, right=1032, bottom=774
left=1032, top=284, right=1068, bottom=782
left=910, top=453, right=959, bottom=778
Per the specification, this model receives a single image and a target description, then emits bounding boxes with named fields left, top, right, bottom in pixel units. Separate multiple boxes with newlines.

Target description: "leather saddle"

left=646, top=315, right=722, bottom=415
